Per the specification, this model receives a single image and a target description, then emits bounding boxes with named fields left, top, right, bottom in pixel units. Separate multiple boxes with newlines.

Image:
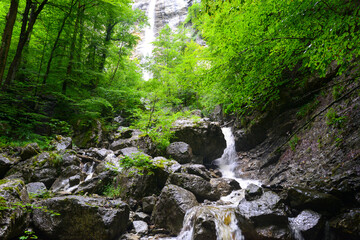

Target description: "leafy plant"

left=289, top=135, right=299, bottom=151
left=103, top=184, right=123, bottom=198
left=119, top=153, right=157, bottom=175
left=19, top=230, right=38, bottom=240
left=326, top=108, right=347, bottom=129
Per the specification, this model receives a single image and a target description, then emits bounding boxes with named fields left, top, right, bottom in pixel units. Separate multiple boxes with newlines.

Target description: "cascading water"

left=136, top=0, right=157, bottom=81
left=172, top=127, right=261, bottom=240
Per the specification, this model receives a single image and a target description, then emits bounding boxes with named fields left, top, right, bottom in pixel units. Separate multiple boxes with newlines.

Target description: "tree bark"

left=0, top=0, right=19, bottom=86
left=2, top=0, right=48, bottom=90
left=43, top=0, right=76, bottom=85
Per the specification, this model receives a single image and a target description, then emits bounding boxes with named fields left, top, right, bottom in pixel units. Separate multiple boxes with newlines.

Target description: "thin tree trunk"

left=0, top=0, right=19, bottom=86
left=2, top=0, right=48, bottom=90
left=43, top=0, right=76, bottom=85
left=63, top=0, right=80, bottom=95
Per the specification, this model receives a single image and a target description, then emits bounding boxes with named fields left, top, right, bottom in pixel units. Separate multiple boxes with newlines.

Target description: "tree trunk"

left=63, top=0, right=81, bottom=95
left=43, top=0, right=76, bottom=85
left=0, top=0, right=19, bottom=86
left=2, top=0, right=48, bottom=90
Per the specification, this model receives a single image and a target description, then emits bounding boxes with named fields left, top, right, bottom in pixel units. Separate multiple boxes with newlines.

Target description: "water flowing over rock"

left=32, top=196, right=130, bottom=240
left=151, top=184, right=199, bottom=234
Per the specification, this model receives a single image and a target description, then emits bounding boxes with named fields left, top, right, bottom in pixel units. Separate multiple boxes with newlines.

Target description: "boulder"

left=289, top=210, right=323, bottom=240
left=167, top=173, right=220, bottom=201
left=329, top=209, right=360, bottom=240
left=133, top=220, right=148, bottom=235
left=51, top=136, right=72, bottom=151
left=26, top=182, right=47, bottom=196
left=110, top=130, right=156, bottom=156
left=210, top=178, right=241, bottom=197
left=245, top=184, right=263, bottom=201
left=20, top=143, right=40, bottom=160
left=183, top=164, right=212, bottom=180
left=234, top=124, right=267, bottom=152
left=32, top=196, right=130, bottom=240
left=237, top=191, right=290, bottom=239
left=152, top=184, right=198, bottom=234
left=0, top=156, right=12, bottom=178
left=171, top=119, right=226, bottom=165
left=74, top=170, right=115, bottom=195
left=142, top=195, right=157, bottom=214
left=286, top=187, right=342, bottom=214
left=166, top=142, right=193, bottom=164
left=0, top=179, right=30, bottom=240
left=193, top=209, right=217, bottom=240
left=115, top=167, right=168, bottom=200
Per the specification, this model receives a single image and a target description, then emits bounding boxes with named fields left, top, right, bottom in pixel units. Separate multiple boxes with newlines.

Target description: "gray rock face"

left=286, top=187, right=342, bottom=214
left=115, top=167, right=168, bottom=200
left=245, top=183, right=263, bottom=201
left=32, top=196, right=130, bottom=240
left=26, top=182, right=47, bottom=196
left=237, top=191, right=290, bottom=239
left=193, top=210, right=217, bottom=240
left=152, top=184, right=198, bottom=234
left=0, top=179, right=30, bottom=240
left=289, top=210, right=323, bottom=240
left=183, top=164, right=212, bottom=180
left=166, top=142, right=193, bottom=164
left=51, top=136, right=72, bottom=151
left=110, top=130, right=156, bottom=155
left=20, top=143, right=40, bottom=160
left=171, top=119, right=226, bottom=165
left=142, top=195, right=157, bottom=214
left=210, top=178, right=241, bottom=197
left=0, top=156, right=12, bottom=178
left=167, top=173, right=220, bottom=201
left=133, top=220, right=148, bottom=235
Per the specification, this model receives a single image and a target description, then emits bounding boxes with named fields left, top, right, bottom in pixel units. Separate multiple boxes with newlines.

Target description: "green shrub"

left=326, top=108, right=346, bottom=129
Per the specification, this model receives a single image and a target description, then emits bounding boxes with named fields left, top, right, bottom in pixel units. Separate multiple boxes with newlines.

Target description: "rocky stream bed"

left=1, top=81, right=360, bottom=240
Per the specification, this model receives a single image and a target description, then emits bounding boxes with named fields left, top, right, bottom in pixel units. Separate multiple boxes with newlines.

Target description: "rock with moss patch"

left=20, top=143, right=40, bottom=161
left=0, top=179, right=30, bottom=240
left=32, top=195, right=130, bottom=240
left=0, top=156, right=13, bottom=178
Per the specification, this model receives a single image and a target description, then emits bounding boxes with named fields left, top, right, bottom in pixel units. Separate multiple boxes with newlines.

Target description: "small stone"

left=20, top=143, right=40, bottom=160
left=27, top=182, right=47, bottom=196
left=133, top=220, right=148, bottom=235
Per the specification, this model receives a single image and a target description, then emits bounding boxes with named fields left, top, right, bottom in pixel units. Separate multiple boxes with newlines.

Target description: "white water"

left=215, top=127, right=261, bottom=189
left=137, top=0, right=157, bottom=81
left=171, top=127, right=262, bottom=240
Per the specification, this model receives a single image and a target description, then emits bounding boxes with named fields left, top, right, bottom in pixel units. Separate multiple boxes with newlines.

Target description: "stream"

left=165, top=127, right=261, bottom=240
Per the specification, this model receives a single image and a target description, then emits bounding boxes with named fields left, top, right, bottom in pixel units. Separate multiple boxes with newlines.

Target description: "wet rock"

left=183, top=164, right=212, bottom=180
left=32, top=196, right=130, bottom=240
left=26, top=182, right=47, bottom=196
left=245, top=184, right=263, bottom=201
left=329, top=209, right=360, bottom=240
left=171, top=119, right=226, bottom=165
left=20, top=143, right=40, bottom=160
left=142, top=195, right=157, bottom=214
left=237, top=191, right=288, bottom=233
left=210, top=178, right=241, bottom=197
left=51, top=136, right=72, bottom=151
left=133, top=220, right=148, bottom=235
left=234, top=125, right=267, bottom=152
left=60, top=152, right=80, bottom=167
left=0, top=179, right=30, bottom=240
left=193, top=213, right=217, bottom=240
left=289, top=210, right=323, bottom=240
left=166, top=142, right=193, bottom=164
left=0, top=155, right=12, bottom=178
left=133, top=212, right=150, bottom=222
left=115, top=166, right=168, bottom=200
left=167, top=173, right=220, bottom=201
left=152, top=184, right=198, bottom=234
left=286, top=187, right=342, bottom=215
left=119, top=233, right=140, bottom=240
left=69, top=175, right=81, bottom=187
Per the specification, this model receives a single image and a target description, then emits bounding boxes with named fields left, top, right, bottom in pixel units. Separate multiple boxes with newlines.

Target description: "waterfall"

left=137, top=0, right=157, bottom=81
left=215, top=127, right=261, bottom=189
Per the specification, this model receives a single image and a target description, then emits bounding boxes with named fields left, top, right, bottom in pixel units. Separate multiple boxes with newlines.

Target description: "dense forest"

left=0, top=0, right=359, bottom=151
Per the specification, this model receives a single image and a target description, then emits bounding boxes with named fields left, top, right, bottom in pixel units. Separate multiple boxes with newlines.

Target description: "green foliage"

left=326, top=108, right=346, bottom=128
left=289, top=135, right=299, bottom=151
left=296, top=100, right=320, bottom=119
left=19, top=230, right=38, bottom=240
left=332, top=85, right=345, bottom=100
left=119, top=153, right=156, bottom=175
left=102, top=184, right=122, bottom=198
